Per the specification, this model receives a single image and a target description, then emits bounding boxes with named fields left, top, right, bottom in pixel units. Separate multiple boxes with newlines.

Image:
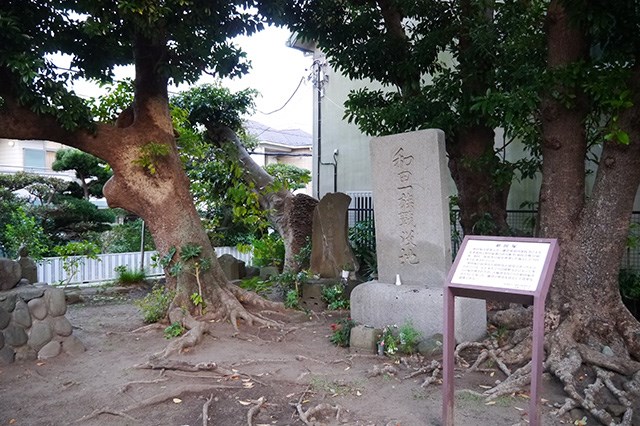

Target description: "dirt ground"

left=0, top=287, right=576, bottom=426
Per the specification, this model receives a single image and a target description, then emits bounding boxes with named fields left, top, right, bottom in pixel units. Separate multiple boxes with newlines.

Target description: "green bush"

left=135, top=284, right=175, bottom=323
left=242, top=233, right=285, bottom=268
left=114, top=265, right=146, bottom=285
left=329, top=318, right=356, bottom=347
left=378, top=321, right=422, bottom=356
left=163, top=322, right=185, bottom=339
left=349, top=219, right=377, bottom=279
left=239, top=276, right=273, bottom=296
left=284, top=289, right=300, bottom=309
left=619, top=269, right=640, bottom=300
left=321, top=284, right=350, bottom=310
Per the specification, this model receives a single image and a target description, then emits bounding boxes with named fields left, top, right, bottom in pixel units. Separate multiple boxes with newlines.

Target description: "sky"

left=70, top=26, right=314, bottom=134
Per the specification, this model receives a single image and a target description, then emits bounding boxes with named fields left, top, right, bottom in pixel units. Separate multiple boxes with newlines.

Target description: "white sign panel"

left=451, top=240, right=551, bottom=292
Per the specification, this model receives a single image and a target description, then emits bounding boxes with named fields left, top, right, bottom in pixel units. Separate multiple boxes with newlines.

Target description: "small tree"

left=52, top=149, right=112, bottom=199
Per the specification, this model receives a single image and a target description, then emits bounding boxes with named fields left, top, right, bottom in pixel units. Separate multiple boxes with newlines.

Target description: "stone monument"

left=310, top=192, right=358, bottom=278
left=350, top=129, right=486, bottom=343
left=17, top=245, right=38, bottom=284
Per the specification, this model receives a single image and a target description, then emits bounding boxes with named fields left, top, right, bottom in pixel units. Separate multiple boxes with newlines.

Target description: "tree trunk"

left=447, top=125, right=511, bottom=235
left=207, top=127, right=317, bottom=272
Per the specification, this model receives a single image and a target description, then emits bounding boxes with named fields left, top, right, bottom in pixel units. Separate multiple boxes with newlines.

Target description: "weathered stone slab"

left=217, top=254, right=246, bottom=280
left=17, top=246, right=38, bottom=284
left=370, top=130, right=451, bottom=287
left=350, top=130, right=487, bottom=342
left=349, top=325, right=382, bottom=354
left=310, top=193, right=358, bottom=278
left=351, top=282, right=486, bottom=343
left=0, top=259, right=21, bottom=291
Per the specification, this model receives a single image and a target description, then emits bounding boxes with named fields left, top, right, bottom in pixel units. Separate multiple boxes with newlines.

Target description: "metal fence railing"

left=345, top=195, right=640, bottom=274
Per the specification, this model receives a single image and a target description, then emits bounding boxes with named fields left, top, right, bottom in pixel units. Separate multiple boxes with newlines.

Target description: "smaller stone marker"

left=310, top=193, right=359, bottom=278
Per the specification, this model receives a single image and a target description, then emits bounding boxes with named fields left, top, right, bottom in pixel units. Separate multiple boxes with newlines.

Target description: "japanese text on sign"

left=392, top=147, right=419, bottom=265
left=451, top=240, right=551, bottom=292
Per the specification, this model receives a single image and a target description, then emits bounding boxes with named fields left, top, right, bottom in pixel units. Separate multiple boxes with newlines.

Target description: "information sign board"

left=442, top=236, right=559, bottom=426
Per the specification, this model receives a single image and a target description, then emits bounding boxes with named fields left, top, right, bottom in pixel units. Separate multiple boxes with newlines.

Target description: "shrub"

left=284, top=289, right=300, bottom=309
left=377, top=321, right=422, bottom=356
left=248, top=233, right=285, bottom=268
left=348, top=219, right=377, bottom=279
left=135, top=284, right=175, bottom=323
left=114, top=265, right=146, bottom=285
left=321, top=284, right=350, bottom=310
left=239, top=276, right=273, bottom=296
left=329, top=318, right=356, bottom=347
left=163, top=322, right=185, bottom=339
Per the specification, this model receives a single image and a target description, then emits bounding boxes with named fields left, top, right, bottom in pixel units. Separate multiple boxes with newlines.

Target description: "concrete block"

left=349, top=324, right=382, bottom=354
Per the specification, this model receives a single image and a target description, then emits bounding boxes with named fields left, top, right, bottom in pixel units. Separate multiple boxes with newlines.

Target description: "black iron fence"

left=347, top=207, right=640, bottom=273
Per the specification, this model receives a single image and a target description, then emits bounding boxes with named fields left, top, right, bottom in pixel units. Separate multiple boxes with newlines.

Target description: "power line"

left=257, top=76, right=305, bottom=115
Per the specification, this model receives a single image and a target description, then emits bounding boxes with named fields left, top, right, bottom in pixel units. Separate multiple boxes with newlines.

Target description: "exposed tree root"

left=74, top=384, right=243, bottom=423
left=455, top=310, right=640, bottom=426
left=246, top=396, right=266, bottom=426
left=135, top=358, right=223, bottom=373
left=120, top=376, right=169, bottom=393
left=294, top=402, right=342, bottom=426
left=202, top=394, right=213, bottom=426
left=366, top=364, right=399, bottom=378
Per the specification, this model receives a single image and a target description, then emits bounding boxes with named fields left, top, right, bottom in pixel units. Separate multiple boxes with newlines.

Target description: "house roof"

left=245, top=120, right=312, bottom=149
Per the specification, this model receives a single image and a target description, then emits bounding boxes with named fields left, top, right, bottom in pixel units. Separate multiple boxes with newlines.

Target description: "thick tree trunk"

left=447, top=125, right=510, bottom=235
left=207, top=127, right=317, bottom=272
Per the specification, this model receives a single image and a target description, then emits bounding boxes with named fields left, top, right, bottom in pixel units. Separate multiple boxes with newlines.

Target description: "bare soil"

left=0, top=287, right=574, bottom=426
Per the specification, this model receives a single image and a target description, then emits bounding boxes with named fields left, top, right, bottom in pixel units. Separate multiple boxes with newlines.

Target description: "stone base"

left=350, top=281, right=486, bottom=343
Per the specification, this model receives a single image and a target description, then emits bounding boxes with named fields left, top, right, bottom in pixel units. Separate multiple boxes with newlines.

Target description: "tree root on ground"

left=294, top=402, right=342, bottom=426
left=246, top=396, right=266, bottom=426
left=452, top=314, right=640, bottom=426
left=135, top=358, right=223, bottom=372
left=74, top=384, right=242, bottom=423
left=202, top=394, right=213, bottom=426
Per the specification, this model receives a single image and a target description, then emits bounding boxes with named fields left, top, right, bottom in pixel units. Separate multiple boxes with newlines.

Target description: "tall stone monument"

left=350, top=129, right=486, bottom=342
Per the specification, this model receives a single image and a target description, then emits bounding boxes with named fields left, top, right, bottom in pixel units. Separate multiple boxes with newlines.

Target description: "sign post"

left=442, top=236, right=559, bottom=426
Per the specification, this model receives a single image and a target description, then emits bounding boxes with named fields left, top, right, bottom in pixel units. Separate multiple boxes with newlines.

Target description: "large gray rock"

left=27, top=320, right=53, bottom=352
left=0, top=259, right=21, bottom=291
left=310, top=193, right=359, bottom=278
left=217, top=254, right=246, bottom=280
left=45, top=288, right=66, bottom=317
left=0, top=293, right=17, bottom=313
left=3, top=323, right=28, bottom=347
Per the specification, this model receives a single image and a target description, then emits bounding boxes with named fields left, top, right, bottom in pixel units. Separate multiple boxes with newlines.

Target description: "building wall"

left=0, top=139, right=74, bottom=180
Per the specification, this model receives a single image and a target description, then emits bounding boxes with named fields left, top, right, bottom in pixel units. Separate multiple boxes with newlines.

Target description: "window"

left=46, top=151, right=57, bottom=169
left=23, top=148, right=45, bottom=170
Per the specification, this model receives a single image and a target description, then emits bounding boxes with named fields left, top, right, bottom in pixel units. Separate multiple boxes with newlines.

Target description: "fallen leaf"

left=485, top=401, right=496, bottom=406
left=478, top=385, right=492, bottom=389
left=36, top=362, right=45, bottom=366
left=239, top=400, right=252, bottom=406
left=286, top=393, right=295, bottom=398
left=514, top=407, right=524, bottom=411
left=356, top=390, right=362, bottom=396
left=243, top=382, right=254, bottom=389
left=173, top=398, right=182, bottom=404
left=9, top=419, right=16, bottom=424
left=344, top=366, right=350, bottom=371
left=241, top=378, right=251, bottom=382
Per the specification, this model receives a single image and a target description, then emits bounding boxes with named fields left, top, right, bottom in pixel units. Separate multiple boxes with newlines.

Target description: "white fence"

left=36, top=247, right=252, bottom=286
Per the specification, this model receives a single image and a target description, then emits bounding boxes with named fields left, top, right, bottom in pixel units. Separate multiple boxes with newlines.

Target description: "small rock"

left=0, top=293, right=17, bottom=313
left=45, top=288, right=67, bottom=317
left=28, top=297, right=48, bottom=320
left=14, top=345, right=37, bottom=361
left=0, top=345, right=15, bottom=364
left=27, top=320, right=53, bottom=352
left=12, top=299, right=32, bottom=328
left=607, top=404, right=627, bottom=417
left=62, top=335, right=85, bottom=355
left=38, top=340, right=61, bottom=359
left=0, top=259, right=21, bottom=291
left=53, top=316, right=73, bottom=337
left=16, top=278, right=30, bottom=287
left=350, top=325, right=382, bottom=353
left=602, top=345, right=615, bottom=357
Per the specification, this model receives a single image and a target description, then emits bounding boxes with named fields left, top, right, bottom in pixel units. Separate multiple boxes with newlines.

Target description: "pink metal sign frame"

left=442, top=236, right=559, bottom=426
